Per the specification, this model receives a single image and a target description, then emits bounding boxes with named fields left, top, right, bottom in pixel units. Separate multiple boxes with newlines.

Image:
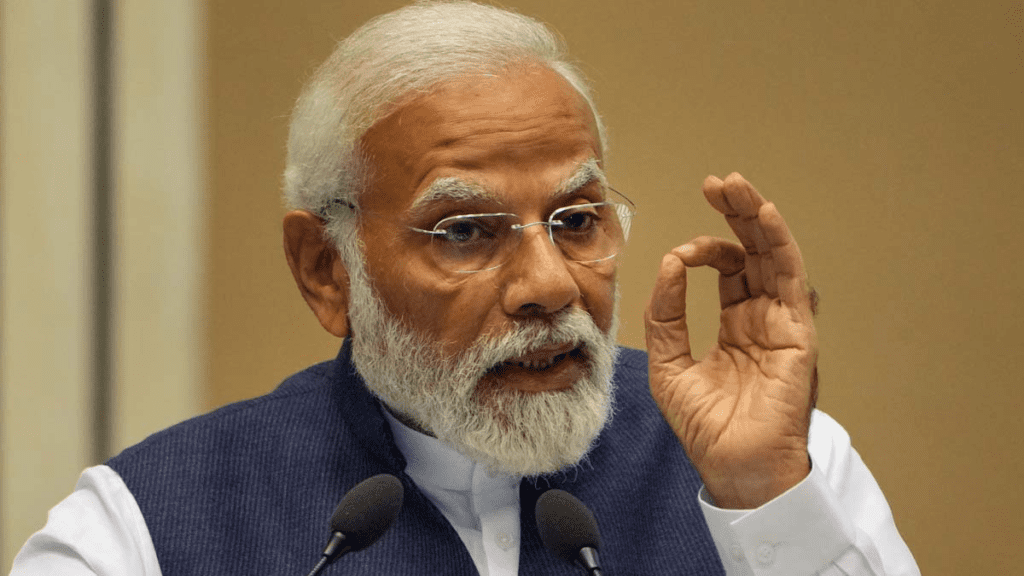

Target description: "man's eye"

left=554, top=206, right=601, bottom=232
left=437, top=218, right=493, bottom=243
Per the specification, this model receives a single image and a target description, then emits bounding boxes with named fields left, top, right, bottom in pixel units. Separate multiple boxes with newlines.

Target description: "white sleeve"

left=698, top=410, right=919, bottom=576
left=9, top=465, right=162, bottom=576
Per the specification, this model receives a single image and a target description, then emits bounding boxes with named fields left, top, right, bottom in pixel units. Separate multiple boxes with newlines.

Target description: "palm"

left=657, top=295, right=815, bottom=471
left=645, top=174, right=817, bottom=508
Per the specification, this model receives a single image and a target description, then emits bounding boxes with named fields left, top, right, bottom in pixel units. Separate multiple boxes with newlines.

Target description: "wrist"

left=703, top=457, right=811, bottom=510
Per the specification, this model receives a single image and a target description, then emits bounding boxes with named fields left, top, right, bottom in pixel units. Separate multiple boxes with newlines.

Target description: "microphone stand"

left=578, top=546, right=603, bottom=575
left=306, top=531, right=348, bottom=576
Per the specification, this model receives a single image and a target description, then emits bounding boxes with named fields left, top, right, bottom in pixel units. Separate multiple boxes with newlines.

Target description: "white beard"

left=344, top=257, right=618, bottom=477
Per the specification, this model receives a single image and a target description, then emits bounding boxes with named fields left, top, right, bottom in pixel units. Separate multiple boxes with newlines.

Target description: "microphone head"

left=535, top=489, right=601, bottom=564
left=329, top=473, right=404, bottom=552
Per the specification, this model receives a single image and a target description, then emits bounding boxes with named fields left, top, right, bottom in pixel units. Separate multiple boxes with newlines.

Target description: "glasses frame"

left=322, top=186, right=637, bottom=275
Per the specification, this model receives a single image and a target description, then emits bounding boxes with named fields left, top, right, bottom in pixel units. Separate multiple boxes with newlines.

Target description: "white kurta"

left=11, top=410, right=919, bottom=575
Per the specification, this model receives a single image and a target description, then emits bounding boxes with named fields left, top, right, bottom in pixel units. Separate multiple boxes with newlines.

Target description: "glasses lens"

left=422, top=192, right=635, bottom=273
left=550, top=202, right=632, bottom=264
left=429, top=213, right=516, bottom=273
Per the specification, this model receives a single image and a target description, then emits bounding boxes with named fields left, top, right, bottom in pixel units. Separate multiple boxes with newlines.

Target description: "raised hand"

left=645, top=173, right=818, bottom=509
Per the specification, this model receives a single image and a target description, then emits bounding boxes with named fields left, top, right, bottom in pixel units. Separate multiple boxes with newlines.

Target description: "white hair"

left=282, top=0, right=606, bottom=264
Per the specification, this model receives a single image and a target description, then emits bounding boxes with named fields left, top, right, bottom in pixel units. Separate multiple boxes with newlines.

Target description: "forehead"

left=358, top=65, right=604, bottom=213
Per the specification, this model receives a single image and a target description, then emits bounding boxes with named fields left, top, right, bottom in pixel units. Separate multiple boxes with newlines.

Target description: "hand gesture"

left=645, top=173, right=818, bottom=509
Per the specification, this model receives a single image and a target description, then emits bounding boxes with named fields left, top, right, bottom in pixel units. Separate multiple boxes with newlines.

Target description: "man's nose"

left=499, top=225, right=580, bottom=317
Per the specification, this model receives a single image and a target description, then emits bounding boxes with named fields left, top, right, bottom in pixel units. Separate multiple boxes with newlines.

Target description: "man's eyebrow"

left=408, top=158, right=607, bottom=214
left=409, top=177, right=498, bottom=214
left=555, top=158, right=608, bottom=200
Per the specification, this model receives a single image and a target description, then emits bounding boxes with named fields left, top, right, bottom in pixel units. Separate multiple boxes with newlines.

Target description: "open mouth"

left=488, top=343, right=587, bottom=374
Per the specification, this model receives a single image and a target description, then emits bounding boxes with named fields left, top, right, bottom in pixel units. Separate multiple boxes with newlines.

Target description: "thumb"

left=645, top=252, right=695, bottom=369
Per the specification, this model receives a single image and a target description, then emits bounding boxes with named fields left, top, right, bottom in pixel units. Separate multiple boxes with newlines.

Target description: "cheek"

left=578, top=267, right=618, bottom=333
left=370, top=255, right=500, bottom=342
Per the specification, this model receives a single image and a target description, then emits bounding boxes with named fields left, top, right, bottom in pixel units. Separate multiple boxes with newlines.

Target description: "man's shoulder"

left=107, top=358, right=344, bottom=468
left=99, top=351, right=407, bottom=575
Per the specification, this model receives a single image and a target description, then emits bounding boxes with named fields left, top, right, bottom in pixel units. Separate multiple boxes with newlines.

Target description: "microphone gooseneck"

left=305, top=473, right=405, bottom=576
left=535, top=489, right=604, bottom=575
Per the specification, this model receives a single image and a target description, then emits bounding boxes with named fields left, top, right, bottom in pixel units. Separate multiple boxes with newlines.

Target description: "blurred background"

left=2, top=0, right=1022, bottom=572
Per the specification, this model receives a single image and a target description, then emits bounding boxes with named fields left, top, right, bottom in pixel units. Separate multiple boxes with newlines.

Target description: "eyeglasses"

left=325, top=187, right=636, bottom=274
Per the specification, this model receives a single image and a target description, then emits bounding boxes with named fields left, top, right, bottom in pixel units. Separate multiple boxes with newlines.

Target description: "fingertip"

left=723, top=172, right=765, bottom=217
left=657, top=251, right=686, bottom=278
left=646, top=253, right=693, bottom=362
left=721, top=174, right=744, bottom=204
left=671, top=236, right=746, bottom=275
left=670, top=244, right=699, bottom=267
left=673, top=243, right=696, bottom=261
left=724, top=171, right=744, bottom=181
left=703, top=174, right=723, bottom=191
left=703, top=176, right=732, bottom=215
left=650, top=253, right=687, bottom=312
left=702, top=175, right=724, bottom=203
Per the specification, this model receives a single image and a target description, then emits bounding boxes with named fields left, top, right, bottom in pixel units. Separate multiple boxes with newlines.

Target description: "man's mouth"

left=512, top=354, right=566, bottom=370
left=497, top=342, right=582, bottom=370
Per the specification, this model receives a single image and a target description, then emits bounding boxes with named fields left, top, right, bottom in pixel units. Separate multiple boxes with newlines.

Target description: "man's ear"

left=283, top=210, right=350, bottom=338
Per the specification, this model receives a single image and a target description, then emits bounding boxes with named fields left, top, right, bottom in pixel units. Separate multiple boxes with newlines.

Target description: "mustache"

left=465, top=308, right=605, bottom=377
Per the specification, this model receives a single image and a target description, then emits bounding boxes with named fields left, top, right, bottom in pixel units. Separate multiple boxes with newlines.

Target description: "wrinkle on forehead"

left=409, top=157, right=607, bottom=214
left=358, top=65, right=603, bottom=215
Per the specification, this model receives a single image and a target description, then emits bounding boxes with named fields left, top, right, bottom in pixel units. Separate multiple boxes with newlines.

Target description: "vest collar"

left=326, top=338, right=408, bottom=472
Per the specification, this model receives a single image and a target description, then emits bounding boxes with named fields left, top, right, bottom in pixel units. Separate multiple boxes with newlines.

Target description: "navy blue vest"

left=107, top=342, right=725, bottom=574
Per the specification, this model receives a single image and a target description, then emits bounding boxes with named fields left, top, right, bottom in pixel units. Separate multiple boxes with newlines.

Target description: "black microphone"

left=306, top=473, right=405, bottom=576
left=535, top=489, right=604, bottom=575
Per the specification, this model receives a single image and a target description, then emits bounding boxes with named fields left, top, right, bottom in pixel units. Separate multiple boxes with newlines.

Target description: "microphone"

left=306, top=473, right=405, bottom=576
left=535, top=489, right=604, bottom=575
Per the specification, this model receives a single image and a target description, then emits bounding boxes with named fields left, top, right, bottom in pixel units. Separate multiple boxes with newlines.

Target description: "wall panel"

left=1, top=1, right=95, bottom=567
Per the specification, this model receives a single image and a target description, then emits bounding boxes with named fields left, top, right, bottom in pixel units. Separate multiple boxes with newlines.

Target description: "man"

left=12, top=2, right=918, bottom=574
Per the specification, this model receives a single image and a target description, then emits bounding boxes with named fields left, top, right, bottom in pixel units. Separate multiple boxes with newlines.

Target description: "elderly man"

left=13, top=2, right=918, bottom=575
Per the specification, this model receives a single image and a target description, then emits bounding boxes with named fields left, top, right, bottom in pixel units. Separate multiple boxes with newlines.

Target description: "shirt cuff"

left=698, top=461, right=857, bottom=575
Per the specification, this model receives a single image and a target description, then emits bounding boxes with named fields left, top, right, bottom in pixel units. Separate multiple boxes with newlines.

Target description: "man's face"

left=359, top=64, right=615, bottom=372
left=347, top=64, right=619, bottom=475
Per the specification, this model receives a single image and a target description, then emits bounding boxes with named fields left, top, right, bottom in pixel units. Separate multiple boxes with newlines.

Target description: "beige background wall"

left=1, top=2, right=96, bottom=566
left=2, top=0, right=1021, bottom=573
left=1, top=0, right=204, bottom=567
left=206, top=1, right=1023, bottom=574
